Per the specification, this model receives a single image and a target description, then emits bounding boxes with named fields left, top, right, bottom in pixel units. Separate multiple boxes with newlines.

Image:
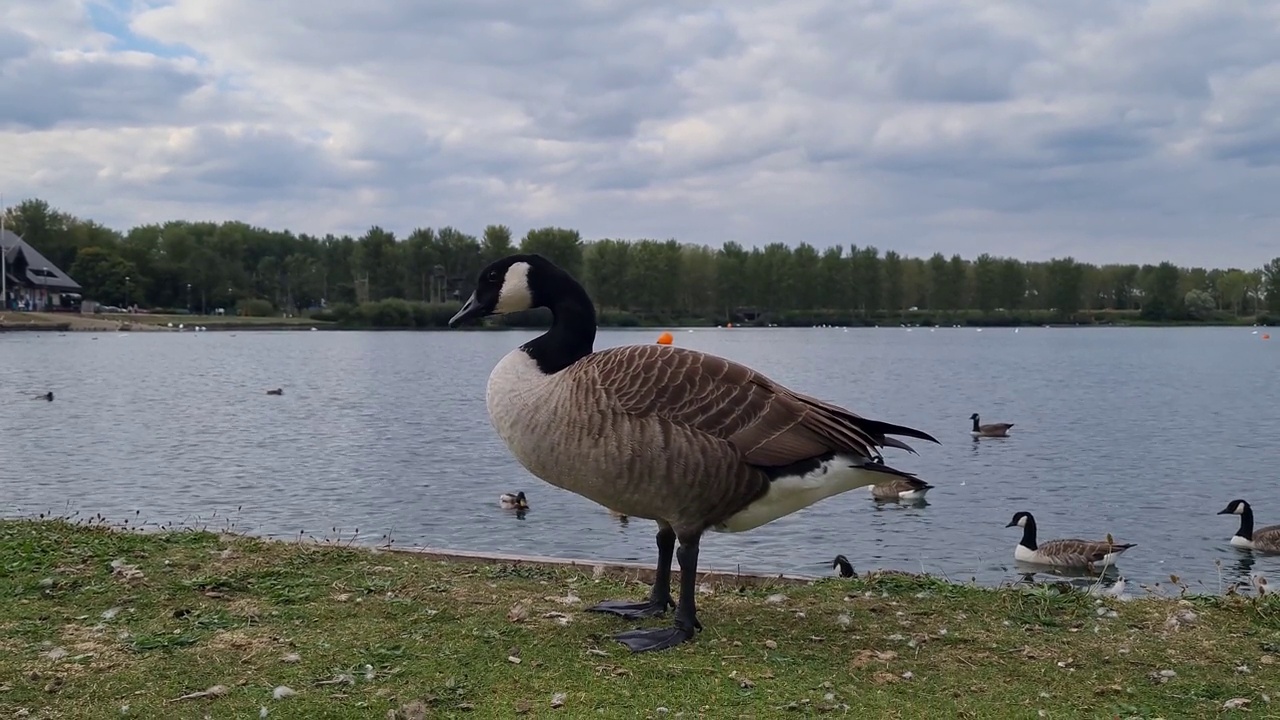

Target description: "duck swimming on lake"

left=35, top=391, right=53, bottom=401
left=266, top=388, right=283, bottom=396
left=447, top=253, right=937, bottom=653
left=500, top=491, right=529, bottom=510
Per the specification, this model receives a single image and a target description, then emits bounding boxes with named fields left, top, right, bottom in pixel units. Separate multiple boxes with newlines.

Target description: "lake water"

left=2, top=326, right=1277, bottom=595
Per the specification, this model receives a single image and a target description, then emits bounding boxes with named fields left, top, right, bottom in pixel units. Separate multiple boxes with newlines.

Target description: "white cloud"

left=1, top=0, right=1278, bottom=267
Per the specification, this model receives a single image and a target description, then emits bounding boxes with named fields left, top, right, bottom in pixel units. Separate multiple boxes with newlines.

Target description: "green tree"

left=520, top=227, right=583, bottom=280
left=68, top=247, right=137, bottom=306
left=1215, top=270, right=1248, bottom=316
left=1141, top=262, right=1183, bottom=320
left=1263, top=258, right=1280, bottom=313
left=1044, top=257, right=1085, bottom=318
left=1184, top=289, right=1215, bottom=320
left=882, top=250, right=904, bottom=313
left=971, top=254, right=998, bottom=313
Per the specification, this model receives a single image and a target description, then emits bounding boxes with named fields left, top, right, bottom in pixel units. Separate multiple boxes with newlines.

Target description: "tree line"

left=5, top=197, right=1279, bottom=327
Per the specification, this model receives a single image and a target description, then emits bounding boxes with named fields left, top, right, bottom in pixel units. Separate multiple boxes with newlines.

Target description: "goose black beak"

left=1004, top=520, right=1018, bottom=527
left=1216, top=508, right=1233, bottom=515
left=448, top=292, right=486, bottom=328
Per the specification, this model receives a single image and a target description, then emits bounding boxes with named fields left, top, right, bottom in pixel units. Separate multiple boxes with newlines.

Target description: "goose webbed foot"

left=614, top=620, right=698, bottom=653
left=589, top=524, right=677, bottom=619
left=587, top=597, right=674, bottom=618
left=613, top=531, right=704, bottom=654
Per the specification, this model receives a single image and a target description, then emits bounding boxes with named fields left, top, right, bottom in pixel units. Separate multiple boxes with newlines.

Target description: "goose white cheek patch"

left=494, top=261, right=533, bottom=313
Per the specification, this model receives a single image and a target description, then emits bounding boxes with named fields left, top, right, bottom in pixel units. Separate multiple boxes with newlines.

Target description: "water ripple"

left=2, top=326, right=1277, bottom=593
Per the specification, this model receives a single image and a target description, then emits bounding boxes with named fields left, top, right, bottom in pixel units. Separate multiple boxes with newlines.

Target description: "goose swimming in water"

left=448, top=253, right=938, bottom=653
left=970, top=413, right=1013, bottom=438
left=1005, top=511, right=1135, bottom=570
left=870, top=475, right=933, bottom=501
left=1218, top=499, right=1280, bottom=553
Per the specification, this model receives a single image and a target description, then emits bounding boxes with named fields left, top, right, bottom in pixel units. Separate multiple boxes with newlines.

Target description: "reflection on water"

left=2, top=326, right=1279, bottom=595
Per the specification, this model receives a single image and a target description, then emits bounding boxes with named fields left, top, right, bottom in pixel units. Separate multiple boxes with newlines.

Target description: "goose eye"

left=487, top=270, right=500, bottom=283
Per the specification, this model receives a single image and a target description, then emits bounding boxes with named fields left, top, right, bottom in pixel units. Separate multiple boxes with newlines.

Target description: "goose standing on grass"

left=1217, top=499, right=1280, bottom=552
left=448, top=253, right=939, bottom=653
left=970, top=413, right=1013, bottom=438
left=499, top=491, right=529, bottom=510
left=1005, top=511, right=1135, bottom=570
left=870, top=475, right=933, bottom=501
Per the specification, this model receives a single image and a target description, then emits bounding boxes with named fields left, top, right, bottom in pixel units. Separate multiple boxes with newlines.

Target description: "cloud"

left=0, top=0, right=1278, bottom=267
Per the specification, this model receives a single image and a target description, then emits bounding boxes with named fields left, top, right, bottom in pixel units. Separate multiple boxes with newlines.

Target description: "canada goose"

left=870, top=475, right=933, bottom=501
left=1005, top=511, right=1134, bottom=570
left=267, top=388, right=283, bottom=396
left=448, top=253, right=939, bottom=653
left=831, top=555, right=914, bottom=580
left=1217, top=500, right=1280, bottom=552
left=970, top=413, right=1012, bottom=438
left=500, top=491, right=529, bottom=510
left=832, top=554, right=856, bottom=577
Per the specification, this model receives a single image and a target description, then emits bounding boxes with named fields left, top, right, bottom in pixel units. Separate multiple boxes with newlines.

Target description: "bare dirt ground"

left=0, top=311, right=168, bottom=331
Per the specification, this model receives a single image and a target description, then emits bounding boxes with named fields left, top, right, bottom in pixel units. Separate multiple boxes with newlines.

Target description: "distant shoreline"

left=3, top=318, right=1273, bottom=333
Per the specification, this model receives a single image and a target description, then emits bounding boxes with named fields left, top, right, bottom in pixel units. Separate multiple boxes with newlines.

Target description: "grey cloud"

left=0, top=39, right=209, bottom=130
left=2, top=0, right=1278, bottom=268
left=134, top=127, right=355, bottom=202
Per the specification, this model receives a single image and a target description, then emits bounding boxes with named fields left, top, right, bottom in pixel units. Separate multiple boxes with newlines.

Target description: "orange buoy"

left=1264, top=333, right=1271, bottom=340
left=656, top=331, right=674, bottom=345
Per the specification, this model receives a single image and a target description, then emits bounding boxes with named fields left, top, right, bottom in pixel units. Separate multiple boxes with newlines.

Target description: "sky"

left=1, top=0, right=1279, bottom=269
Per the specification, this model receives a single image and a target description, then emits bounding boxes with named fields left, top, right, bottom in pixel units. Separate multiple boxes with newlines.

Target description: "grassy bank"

left=2, top=519, right=1277, bottom=718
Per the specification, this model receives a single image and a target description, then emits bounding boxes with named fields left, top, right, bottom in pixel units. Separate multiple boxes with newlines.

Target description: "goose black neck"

left=972, top=417, right=980, bottom=432
left=1238, top=506, right=1254, bottom=540
left=521, top=273, right=597, bottom=375
left=1020, top=517, right=1038, bottom=551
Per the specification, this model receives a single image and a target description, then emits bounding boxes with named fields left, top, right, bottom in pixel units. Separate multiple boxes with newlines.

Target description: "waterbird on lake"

left=869, top=475, right=933, bottom=501
left=1217, top=499, right=1280, bottom=553
left=970, top=413, right=1013, bottom=438
left=832, top=554, right=856, bottom=577
left=831, top=554, right=915, bottom=580
left=499, top=491, right=529, bottom=510
left=34, top=391, right=53, bottom=401
left=1005, top=511, right=1135, bottom=571
left=266, top=388, right=283, bottom=395
left=447, top=253, right=939, bottom=653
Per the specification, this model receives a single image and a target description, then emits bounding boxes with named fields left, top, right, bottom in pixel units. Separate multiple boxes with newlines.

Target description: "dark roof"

left=1, top=228, right=82, bottom=291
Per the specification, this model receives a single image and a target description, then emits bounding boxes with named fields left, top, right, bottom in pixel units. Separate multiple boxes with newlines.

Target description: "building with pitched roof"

left=1, top=228, right=83, bottom=311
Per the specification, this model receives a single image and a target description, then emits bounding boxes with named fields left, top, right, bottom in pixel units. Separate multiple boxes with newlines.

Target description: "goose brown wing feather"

left=1039, top=538, right=1132, bottom=565
left=575, top=344, right=933, bottom=468
left=1253, top=525, right=1280, bottom=551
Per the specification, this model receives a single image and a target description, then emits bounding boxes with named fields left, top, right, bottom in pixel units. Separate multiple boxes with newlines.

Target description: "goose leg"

left=613, top=532, right=703, bottom=653
left=587, top=525, right=676, bottom=619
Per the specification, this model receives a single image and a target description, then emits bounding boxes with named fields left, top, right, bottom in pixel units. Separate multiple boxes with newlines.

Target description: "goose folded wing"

left=1039, top=539, right=1118, bottom=564
left=583, top=345, right=930, bottom=469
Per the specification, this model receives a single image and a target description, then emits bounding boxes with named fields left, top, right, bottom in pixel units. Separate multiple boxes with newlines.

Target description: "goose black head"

left=449, top=254, right=561, bottom=328
left=1218, top=499, right=1250, bottom=516
left=969, top=413, right=979, bottom=420
left=1005, top=511, right=1033, bottom=528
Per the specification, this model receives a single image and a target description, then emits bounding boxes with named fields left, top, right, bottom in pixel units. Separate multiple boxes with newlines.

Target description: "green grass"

left=3, top=519, right=1279, bottom=719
